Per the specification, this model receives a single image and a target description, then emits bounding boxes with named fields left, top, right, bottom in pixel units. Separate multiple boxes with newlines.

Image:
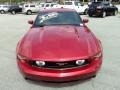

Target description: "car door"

left=3, top=6, right=9, bottom=11
left=0, top=6, right=1, bottom=10
left=109, top=4, right=116, bottom=13
left=17, top=6, right=22, bottom=12
left=35, top=5, right=40, bottom=12
left=14, top=6, right=19, bottom=12
left=51, top=4, right=56, bottom=9
left=103, top=3, right=111, bottom=14
left=30, top=5, right=36, bottom=12
left=40, top=4, right=45, bottom=10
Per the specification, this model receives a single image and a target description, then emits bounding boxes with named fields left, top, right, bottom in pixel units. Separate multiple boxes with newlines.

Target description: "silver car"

left=0, top=4, right=9, bottom=14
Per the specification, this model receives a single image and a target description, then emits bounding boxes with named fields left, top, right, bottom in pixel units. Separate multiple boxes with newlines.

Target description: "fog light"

left=76, top=60, right=85, bottom=66
left=36, top=61, right=45, bottom=67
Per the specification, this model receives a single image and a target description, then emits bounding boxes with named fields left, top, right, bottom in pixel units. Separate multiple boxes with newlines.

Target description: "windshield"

left=65, top=2, right=72, bottom=5
left=34, top=11, right=82, bottom=27
left=75, top=2, right=80, bottom=6
left=91, top=2, right=102, bottom=6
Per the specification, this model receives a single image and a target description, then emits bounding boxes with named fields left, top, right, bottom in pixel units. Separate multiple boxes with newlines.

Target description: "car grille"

left=28, top=60, right=90, bottom=69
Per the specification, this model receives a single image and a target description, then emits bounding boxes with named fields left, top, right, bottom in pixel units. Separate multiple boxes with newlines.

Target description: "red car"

left=16, top=8, right=102, bottom=82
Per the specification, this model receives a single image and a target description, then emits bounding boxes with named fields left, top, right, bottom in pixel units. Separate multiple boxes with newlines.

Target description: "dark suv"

left=8, top=5, right=22, bottom=14
left=88, top=2, right=118, bottom=17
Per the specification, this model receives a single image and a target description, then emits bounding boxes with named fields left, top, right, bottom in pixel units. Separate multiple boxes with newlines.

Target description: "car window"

left=74, top=2, right=80, bottom=6
left=91, top=2, right=102, bottom=6
left=12, top=6, right=19, bottom=8
left=16, top=6, right=19, bottom=8
left=30, top=5, right=35, bottom=7
left=65, top=2, right=72, bottom=5
left=45, top=4, right=49, bottom=7
left=103, top=3, right=110, bottom=6
left=34, top=11, right=82, bottom=27
left=51, top=4, right=55, bottom=7
left=25, top=5, right=28, bottom=7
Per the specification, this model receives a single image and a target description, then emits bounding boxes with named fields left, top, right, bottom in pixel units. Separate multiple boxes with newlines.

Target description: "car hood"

left=18, top=25, right=100, bottom=62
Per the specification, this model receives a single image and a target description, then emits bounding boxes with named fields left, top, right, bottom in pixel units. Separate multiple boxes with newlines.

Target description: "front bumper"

left=88, top=9, right=103, bottom=16
left=17, top=58, right=102, bottom=82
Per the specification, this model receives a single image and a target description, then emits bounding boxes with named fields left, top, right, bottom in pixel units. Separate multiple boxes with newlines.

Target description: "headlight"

left=76, top=60, right=85, bottom=66
left=90, top=52, right=102, bottom=60
left=35, top=61, right=45, bottom=67
left=97, top=6, right=102, bottom=9
left=94, top=52, right=102, bottom=58
left=17, top=54, right=28, bottom=60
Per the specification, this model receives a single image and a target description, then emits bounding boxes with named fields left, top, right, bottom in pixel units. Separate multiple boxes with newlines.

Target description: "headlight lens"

left=35, top=61, right=45, bottom=67
left=94, top=52, right=102, bottom=58
left=76, top=60, right=85, bottom=66
left=17, top=54, right=28, bottom=60
left=97, top=6, right=102, bottom=9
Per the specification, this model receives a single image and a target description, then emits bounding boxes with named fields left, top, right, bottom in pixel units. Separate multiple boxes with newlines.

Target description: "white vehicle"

left=116, top=5, right=120, bottom=12
left=39, top=3, right=57, bottom=10
left=22, top=3, right=40, bottom=15
left=53, top=1, right=88, bottom=14
left=0, top=4, right=9, bottom=14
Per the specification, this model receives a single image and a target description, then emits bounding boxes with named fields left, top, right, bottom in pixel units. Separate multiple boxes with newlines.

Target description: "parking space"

left=0, top=14, right=120, bottom=90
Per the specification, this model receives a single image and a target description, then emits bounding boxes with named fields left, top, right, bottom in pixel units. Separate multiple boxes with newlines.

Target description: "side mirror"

left=28, top=20, right=34, bottom=25
left=83, top=19, right=89, bottom=23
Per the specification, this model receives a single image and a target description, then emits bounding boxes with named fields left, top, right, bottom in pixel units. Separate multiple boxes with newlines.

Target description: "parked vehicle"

left=0, top=4, right=9, bottom=14
left=39, top=2, right=57, bottom=10
left=17, top=8, right=103, bottom=82
left=116, top=5, right=120, bottom=12
left=53, top=1, right=88, bottom=14
left=8, top=5, right=22, bottom=14
left=88, top=2, right=118, bottom=17
left=22, top=3, right=39, bottom=15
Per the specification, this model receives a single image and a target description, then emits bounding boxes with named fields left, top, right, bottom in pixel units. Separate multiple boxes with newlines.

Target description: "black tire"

left=26, top=10, right=32, bottom=15
left=88, top=13, right=92, bottom=17
left=84, top=9, right=88, bottom=15
left=24, top=77, right=29, bottom=80
left=11, top=11, right=16, bottom=15
left=101, top=11, right=106, bottom=18
left=92, top=75, right=96, bottom=78
left=0, top=10, right=5, bottom=14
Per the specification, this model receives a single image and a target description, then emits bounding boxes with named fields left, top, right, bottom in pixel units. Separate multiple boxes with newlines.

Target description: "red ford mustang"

left=16, top=8, right=103, bottom=82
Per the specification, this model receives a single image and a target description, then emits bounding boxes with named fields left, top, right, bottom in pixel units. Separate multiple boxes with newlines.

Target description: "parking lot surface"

left=0, top=14, right=120, bottom=90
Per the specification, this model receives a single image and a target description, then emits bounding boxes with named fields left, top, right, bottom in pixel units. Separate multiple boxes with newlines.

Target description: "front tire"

left=0, top=10, right=5, bottom=14
left=11, top=11, right=16, bottom=15
left=26, top=10, right=32, bottom=15
left=113, top=10, right=118, bottom=16
left=101, top=11, right=106, bottom=18
left=84, top=9, right=88, bottom=15
left=92, top=75, right=96, bottom=78
left=24, top=77, right=29, bottom=80
left=88, top=13, right=92, bottom=17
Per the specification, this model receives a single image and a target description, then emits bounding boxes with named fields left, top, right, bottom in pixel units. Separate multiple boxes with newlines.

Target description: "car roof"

left=41, top=8, right=76, bottom=12
left=24, top=3, right=37, bottom=5
left=10, top=5, right=19, bottom=7
left=92, top=1, right=109, bottom=4
left=0, top=4, right=8, bottom=6
left=44, top=2, right=56, bottom=4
